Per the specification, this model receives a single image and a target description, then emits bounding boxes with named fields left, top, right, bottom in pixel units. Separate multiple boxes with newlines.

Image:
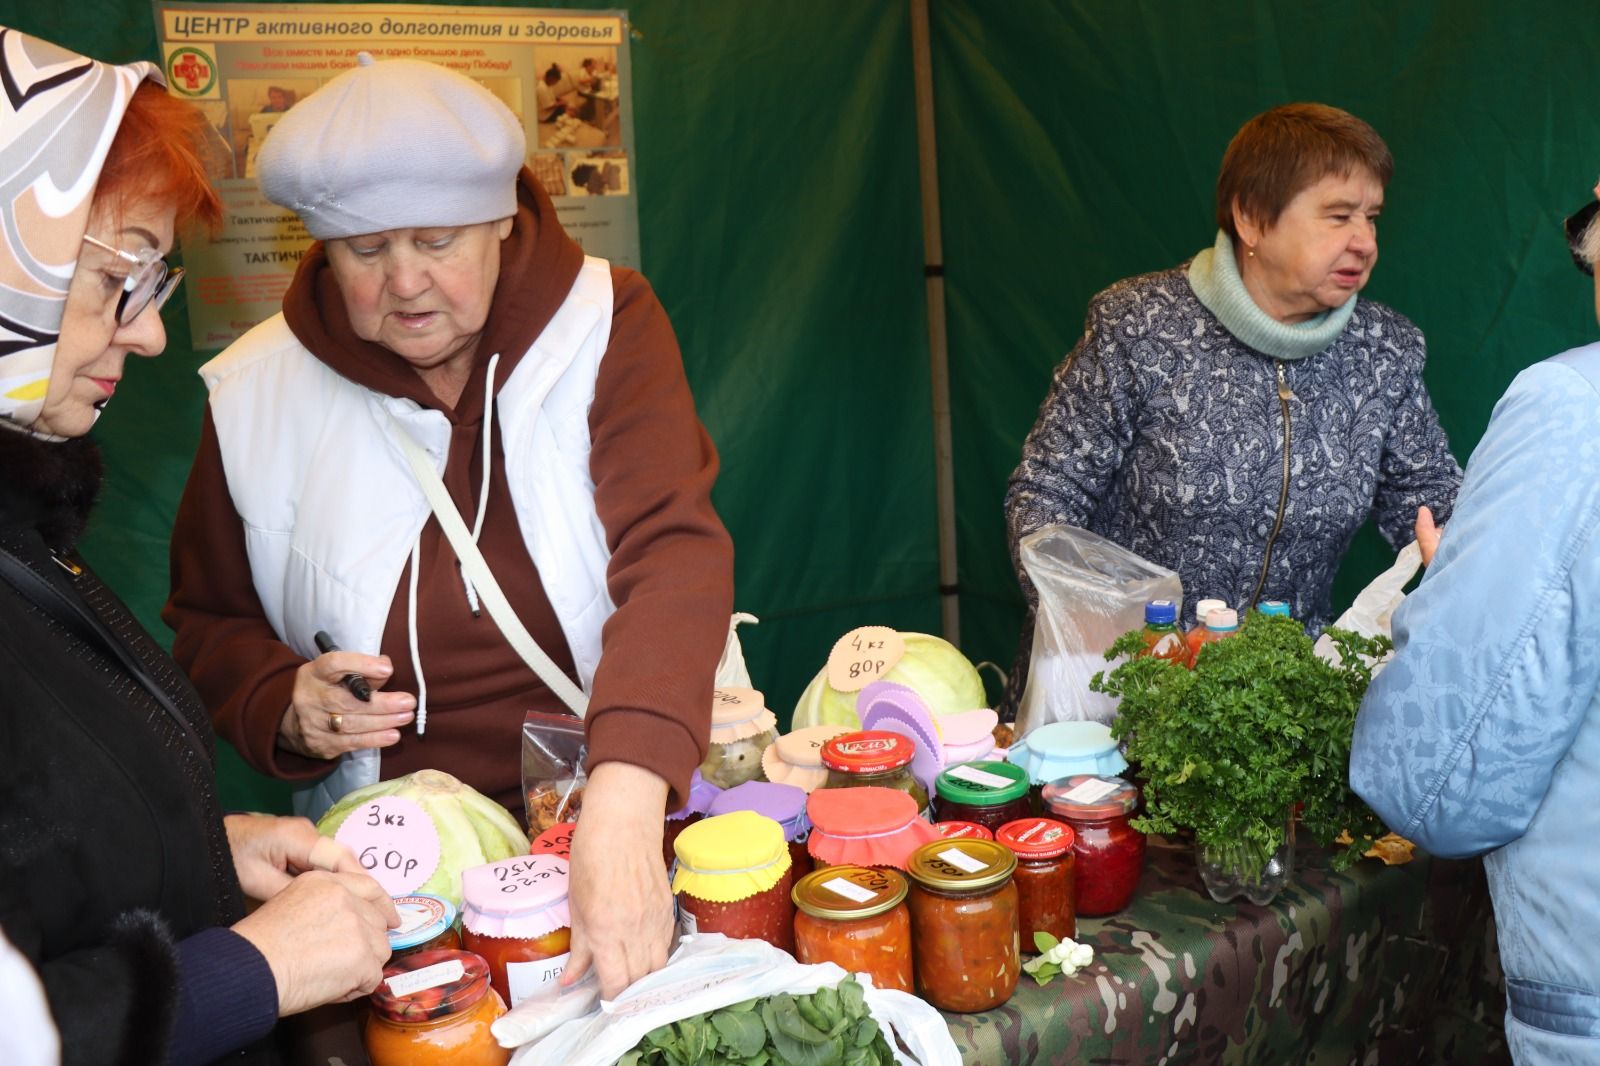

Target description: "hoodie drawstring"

left=458, top=352, right=500, bottom=617
left=408, top=533, right=428, bottom=735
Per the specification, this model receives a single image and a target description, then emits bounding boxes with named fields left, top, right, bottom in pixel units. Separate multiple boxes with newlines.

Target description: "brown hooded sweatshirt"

left=164, top=171, right=733, bottom=814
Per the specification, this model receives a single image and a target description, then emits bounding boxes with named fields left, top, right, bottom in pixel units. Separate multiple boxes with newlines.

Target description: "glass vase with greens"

left=1090, top=612, right=1390, bottom=904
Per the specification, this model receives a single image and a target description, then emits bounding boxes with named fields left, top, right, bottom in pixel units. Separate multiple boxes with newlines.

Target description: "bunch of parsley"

left=1090, top=612, right=1390, bottom=872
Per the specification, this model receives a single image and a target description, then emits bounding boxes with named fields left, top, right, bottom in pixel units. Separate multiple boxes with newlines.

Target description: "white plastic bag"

left=714, top=613, right=760, bottom=688
left=1313, top=540, right=1420, bottom=673
left=497, top=934, right=959, bottom=1066
left=1016, top=525, right=1182, bottom=733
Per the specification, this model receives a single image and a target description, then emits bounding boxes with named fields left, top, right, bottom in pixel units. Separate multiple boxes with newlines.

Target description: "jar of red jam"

left=1041, top=774, right=1145, bottom=916
left=708, top=780, right=811, bottom=896
left=933, top=820, right=994, bottom=841
left=792, top=865, right=913, bottom=993
left=933, top=761, right=1033, bottom=831
left=820, top=732, right=930, bottom=814
left=806, top=786, right=939, bottom=872
left=995, top=817, right=1076, bottom=947
left=662, top=770, right=721, bottom=868
left=388, top=894, right=461, bottom=960
left=905, top=838, right=1019, bottom=1013
left=364, top=949, right=509, bottom=1066
left=460, top=854, right=571, bottom=1008
left=672, top=810, right=795, bottom=952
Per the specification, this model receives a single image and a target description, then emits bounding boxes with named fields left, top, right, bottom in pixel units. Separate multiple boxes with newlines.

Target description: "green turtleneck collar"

left=1186, top=230, right=1357, bottom=361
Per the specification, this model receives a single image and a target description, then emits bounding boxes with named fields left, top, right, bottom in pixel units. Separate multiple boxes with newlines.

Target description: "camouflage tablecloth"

left=944, top=835, right=1509, bottom=1065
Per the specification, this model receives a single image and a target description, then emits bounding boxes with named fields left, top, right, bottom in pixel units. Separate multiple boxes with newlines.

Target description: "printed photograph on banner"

left=225, top=77, right=320, bottom=178
left=566, top=150, right=629, bottom=198
left=529, top=152, right=569, bottom=197
left=532, top=44, right=621, bottom=149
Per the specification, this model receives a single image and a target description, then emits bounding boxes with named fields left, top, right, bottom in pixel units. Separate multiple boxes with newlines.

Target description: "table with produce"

left=292, top=600, right=1507, bottom=1066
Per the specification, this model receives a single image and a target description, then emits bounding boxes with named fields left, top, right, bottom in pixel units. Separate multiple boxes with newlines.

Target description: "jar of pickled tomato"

left=387, top=894, right=460, bottom=960
left=792, top=865, right=913, bottom=993
left=673, top=811, right=795, bottom=952
left=995, top=817, right=1077, bottom=947
left=364, top=949, right=509, bottom=1066
left=460, top=854, right=571, bottom=1008
left=1041, top=775, right=1146, bottom=916
left=905, top=838, right=1019, bottom=1013
left=933, top=761, right=1033, bottom=832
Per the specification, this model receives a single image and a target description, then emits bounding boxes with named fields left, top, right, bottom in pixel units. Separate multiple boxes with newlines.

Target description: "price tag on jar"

left=333, top=796, right=440, bottom=897
left=826, top=626, right=907, bottom=693
left=710, top=687, right=760, bottom=720
left=469, top=854, right=569, bottom=901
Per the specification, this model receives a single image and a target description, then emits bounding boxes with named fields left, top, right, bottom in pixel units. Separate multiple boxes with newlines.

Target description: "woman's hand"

left=561, top=761, right=675, bottom=1000
left=232, top=870, right=398, bottom=1017
left=224, top=813, right=366, bottom=903
left=278, top=651, right=414, bottom=760
left=1414, top=505, right=1442, bottom=566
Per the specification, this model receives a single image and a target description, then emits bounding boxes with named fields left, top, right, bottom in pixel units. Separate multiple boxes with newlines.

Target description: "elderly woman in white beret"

left=165, top=54, right=735, bottom=997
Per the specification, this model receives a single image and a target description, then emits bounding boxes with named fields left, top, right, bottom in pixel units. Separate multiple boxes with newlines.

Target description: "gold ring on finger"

left=329, top=711, right=343, bottom=734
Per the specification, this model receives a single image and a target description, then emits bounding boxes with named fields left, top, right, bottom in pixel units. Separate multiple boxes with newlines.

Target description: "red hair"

left=95, top=81, right=223, bottom=235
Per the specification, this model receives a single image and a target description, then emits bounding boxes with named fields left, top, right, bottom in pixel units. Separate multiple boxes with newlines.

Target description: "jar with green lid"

left=905, top=838, right=1019, bottom=1013
left=933, top=760, right=1032, bottom=832
left=792, top=865, right=912, bottom=993
left=819, top=731, right=929, bottom=814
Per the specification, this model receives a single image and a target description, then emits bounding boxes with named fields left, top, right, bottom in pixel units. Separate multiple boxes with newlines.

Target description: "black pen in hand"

left=313, top=630, right=373, bottom=702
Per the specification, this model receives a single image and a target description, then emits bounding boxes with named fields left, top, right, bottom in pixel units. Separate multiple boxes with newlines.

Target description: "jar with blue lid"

left=1006, top=721, right=1128, bottom=801
left=387, top=893, right=460, bottom=959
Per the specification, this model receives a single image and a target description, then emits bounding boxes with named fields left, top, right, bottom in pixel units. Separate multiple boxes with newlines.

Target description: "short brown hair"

left=95, top=82, right=223, bottom=235
left=1215, top=103, right=1393, bottom=239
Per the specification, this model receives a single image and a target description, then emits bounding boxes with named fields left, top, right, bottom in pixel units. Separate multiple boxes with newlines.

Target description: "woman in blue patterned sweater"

left=1006, top=103, right=1461, bottom=705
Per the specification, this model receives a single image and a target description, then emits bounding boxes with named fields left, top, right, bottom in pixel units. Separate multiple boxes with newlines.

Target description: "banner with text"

left=154, top=2, right=639, bottom=349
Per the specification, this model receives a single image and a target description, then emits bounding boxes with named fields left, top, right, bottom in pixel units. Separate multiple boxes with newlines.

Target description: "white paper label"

left=821, top=877, right=878, bottom=904
left=678, top=908, right=698, bottom=937
left=506, top=952, right=571, bottom=1006
left=947, top=765, right=1013, bottom=790
left=937, top=847, right=987, bottom=874
left=1062, top=778, right=1122, bottom=804
left=385, top=959, right=464, bottom=998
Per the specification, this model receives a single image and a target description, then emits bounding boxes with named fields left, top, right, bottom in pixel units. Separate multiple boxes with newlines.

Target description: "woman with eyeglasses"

left=0, top=29, right=396, bottom=1065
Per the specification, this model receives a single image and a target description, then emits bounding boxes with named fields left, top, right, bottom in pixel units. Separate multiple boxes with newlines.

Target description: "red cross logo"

left=172, top=54, right=210, bottom=90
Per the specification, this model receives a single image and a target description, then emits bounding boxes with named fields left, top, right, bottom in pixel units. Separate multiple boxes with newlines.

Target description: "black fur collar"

left=0, top=427, right=104, bottom=551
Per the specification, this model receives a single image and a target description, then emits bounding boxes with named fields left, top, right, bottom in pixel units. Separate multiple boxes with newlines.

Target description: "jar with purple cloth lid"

left=663, top=769, right=722, bottom=868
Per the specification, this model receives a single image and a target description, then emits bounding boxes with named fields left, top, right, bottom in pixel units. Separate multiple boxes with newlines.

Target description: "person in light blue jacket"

left=1350, top=183, right=1600, bottom=1065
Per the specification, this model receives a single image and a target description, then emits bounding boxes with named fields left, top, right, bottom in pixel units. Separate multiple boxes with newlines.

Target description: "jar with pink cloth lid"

left=698, top=687, right=779, bottom=789
left=459, top=854, right=571, bottom=1008
left=761, top=724, right=852, bottom=792
left=806, top=786, right=939, bottom=871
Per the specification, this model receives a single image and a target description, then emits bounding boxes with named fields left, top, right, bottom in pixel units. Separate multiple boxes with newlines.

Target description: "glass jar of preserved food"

left=699, top=688, right=779, bottom=790
left=662, top=770, right=721, bottom=867
left=388, top=894, right=461, bottom=960
left=365, top=949, right=509, bottom=1066
left=933, top=820, right=994, bottom=841
left=806, top=786, right=939, bottom=871
left=1041, top=775, right=1146, bottom=916
left=762, top=724, right=853, bottom=793
left=673, top=810, right=795, bottom=952
left=460, top=854, right=571, bottom=1008
left=995, top=817, right=1076, bottom=947
left=708, top=780, right=812, bottom=896
left=1007, top=722, right=1128, bottom=804
left=792, top=865, right=913, bottom=993
left=933, top=761, right=1033, bottom=832
left=820, top=732, right=930, bottom=814
left=905, top=839, right=1019, bottom=1013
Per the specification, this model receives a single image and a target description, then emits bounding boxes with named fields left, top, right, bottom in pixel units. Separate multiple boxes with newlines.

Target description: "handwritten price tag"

left=825, top=626, right=907, bottom=693
left=334, top=797, right=440, bottom=896
left=531, top=822, right=576, bottom=861
left=709, top=687, right=761, bottom=723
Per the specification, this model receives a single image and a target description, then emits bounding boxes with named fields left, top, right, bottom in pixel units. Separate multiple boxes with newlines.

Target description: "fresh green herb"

left=617, top=975, right=895, bottom=1066
left=1090, top=613, right=1390, bottom=872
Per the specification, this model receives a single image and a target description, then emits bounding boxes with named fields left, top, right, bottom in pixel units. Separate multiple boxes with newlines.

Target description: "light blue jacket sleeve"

left=1350, top=351, right=1600, bottom=858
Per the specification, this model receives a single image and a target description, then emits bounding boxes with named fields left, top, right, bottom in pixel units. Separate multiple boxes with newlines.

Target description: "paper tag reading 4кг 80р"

left=334, top=796, right=441, bottom=896
left=826, top=626, right=907, bottom=693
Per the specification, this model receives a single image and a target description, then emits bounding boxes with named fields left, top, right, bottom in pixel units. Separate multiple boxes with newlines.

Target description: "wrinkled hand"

left=561, top=762, right=675, bottom=1000
left=1414, top=505, right=1442, bottom=567
left=232, top=870, right=398, bottom=1017
left=279, top=651, right=414, bottom=760
left=225, top=813, right=366, bottom=903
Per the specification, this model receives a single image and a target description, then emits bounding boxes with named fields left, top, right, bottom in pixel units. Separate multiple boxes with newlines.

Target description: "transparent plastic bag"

left=1016, top=525, right=1182, bottom=733
left=1313, top=539, right=1420, bottom=674
left=522, top=712, right=587, bottom=837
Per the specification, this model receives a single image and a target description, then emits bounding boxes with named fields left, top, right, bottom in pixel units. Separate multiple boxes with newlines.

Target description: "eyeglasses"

left=80, top=234, right=186, bottom=326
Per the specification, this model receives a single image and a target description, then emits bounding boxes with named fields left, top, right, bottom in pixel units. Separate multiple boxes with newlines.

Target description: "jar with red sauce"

left=707, top=780, right=811, bottom=897
left=806, top=786, right=939, bottom=872
left=1041, top=774, right=1145, bottom=916
left=387, top=894, right=461, bottom=960
left=933, top=760, right=1032, bottom=832
left=933, top=820, right=994, bottom=841
left=672, top=810, right=795, bottom=952
left=460, top=854, right=571, bottom=1008
left=364, top=949, right=509, bottom=1066
left=792, top=865, right=913, bottom=993
left=905, top=838, right=1019, bottom=1013
left=995, top=817, right=1076, bottom=947
left=662, top=770, right=721, bottom=868
left=819, top=732, right=930, bottom=814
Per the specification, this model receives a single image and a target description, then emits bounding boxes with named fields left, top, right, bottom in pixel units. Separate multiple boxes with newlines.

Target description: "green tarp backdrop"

left=8, top=0, right=1598, bottom=812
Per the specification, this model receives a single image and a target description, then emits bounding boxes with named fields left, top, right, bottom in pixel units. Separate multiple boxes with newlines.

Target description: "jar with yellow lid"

left=364, top=949, right=509, bottom=1066
left=672, top=810, right=795, bottom=952
left=905, top=838, right=1020, bottom=1013
left=792, top=865, right=913, bottom=993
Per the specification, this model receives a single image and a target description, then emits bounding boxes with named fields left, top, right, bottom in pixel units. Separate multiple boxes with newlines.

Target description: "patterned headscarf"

left=0, top=27, right=159, bottom=435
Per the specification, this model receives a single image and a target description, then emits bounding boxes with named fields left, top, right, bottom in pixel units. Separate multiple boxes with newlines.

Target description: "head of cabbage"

left=790, top=632, right=987, bottom=729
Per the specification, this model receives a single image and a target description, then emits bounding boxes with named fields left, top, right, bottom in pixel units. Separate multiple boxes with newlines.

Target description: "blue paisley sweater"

left=1005, top=261, right=1463, bottom=704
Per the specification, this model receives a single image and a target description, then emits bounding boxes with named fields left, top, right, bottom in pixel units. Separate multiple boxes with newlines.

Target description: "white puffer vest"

left=201, top=256, right=616, bottom=818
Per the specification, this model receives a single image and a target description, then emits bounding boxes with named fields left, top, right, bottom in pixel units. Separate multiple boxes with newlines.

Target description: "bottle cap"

left=1206, top=608, right=1240, bottom=631
left=1144, top=599, right=1177, bottom=625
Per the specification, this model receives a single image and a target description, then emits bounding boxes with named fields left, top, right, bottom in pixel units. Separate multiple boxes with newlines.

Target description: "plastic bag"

left=1016, top=525, right=1182, bottom=733
left=496, top=933, right=959, bottom=1066
left=714, top=612, right=759, bottom=688
left=1313, top=540, right=1420, bottom=673
left=521, top=712, right=586, bottom=836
